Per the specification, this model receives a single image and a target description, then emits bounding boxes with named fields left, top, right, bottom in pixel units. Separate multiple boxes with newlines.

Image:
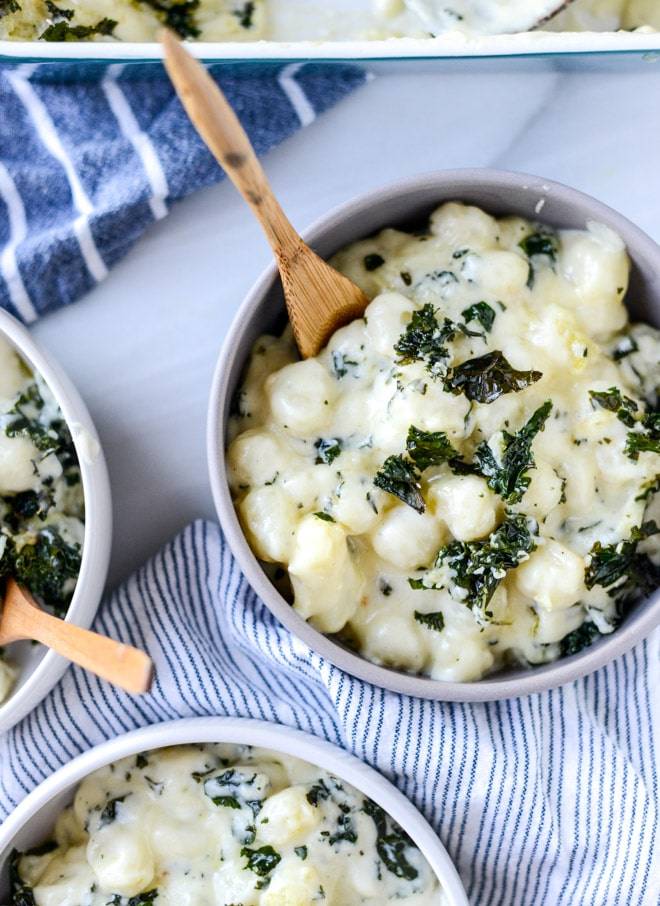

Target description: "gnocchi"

left=228, top=203, right=660, bottom=682
left=12, top=743, right=446, bottom=905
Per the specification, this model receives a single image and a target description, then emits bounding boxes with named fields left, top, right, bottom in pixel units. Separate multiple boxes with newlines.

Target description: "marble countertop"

left=29, top=55, right=660, bottom=589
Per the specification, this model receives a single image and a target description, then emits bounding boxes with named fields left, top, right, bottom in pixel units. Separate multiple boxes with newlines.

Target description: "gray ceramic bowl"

left=207, top=169, right=660, bottom=702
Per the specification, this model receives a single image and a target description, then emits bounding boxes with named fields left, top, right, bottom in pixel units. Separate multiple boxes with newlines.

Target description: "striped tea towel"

left=0, top=61, right=365, bottom=323
left=1, top=520, right=658, bottom=906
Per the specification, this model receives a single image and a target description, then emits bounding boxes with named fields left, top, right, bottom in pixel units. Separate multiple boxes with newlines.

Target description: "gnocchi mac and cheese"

left=0, top=0, right=658, bottom=43
left=0, top=335, right=83, bottom=704
left=227, top=203, right=660, bottom=683
left=10, top=743, right=446, bottom=905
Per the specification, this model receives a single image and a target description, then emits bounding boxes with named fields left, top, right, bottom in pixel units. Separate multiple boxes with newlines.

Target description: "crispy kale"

left=461, top=301, right=496, bottom=333
left=0, top=0, right=20, bottom=17
left=519, top=230, right=559, bottom=288
left=394, top=304, right=458, bottom=377
left=410, top=513, right=537, bottom=619
left=443, top=351, right=542, bottom=405
left=107, top=892, right=159, bottom=906
left=560, top=622, right=603, bottom=657
left=362, top=798, right=418, bottom=881
left=405, top=425, right=461, bottom=472
left=233, top=0, right=255, bottom=28
left=136, top=0, right=200, bottom=39
left=9, top=850, right=36, bottom=906
left=40, top=16, right=116, bottom=40
left=589, top=387, right=660, bottom=459
left=7, top=529, right=82, bottom=617
left=374, top=454, right=424, bottom=513
left=363, top=253, right=385, bottom=271
left=473, top=401, right=553, bottom=503
left=374, top=425, right=462, bottom=513
left=585, top=521, right=659, bottom=601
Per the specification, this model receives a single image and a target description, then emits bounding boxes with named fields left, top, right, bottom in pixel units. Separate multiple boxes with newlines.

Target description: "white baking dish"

left=1, top=29, right=660, bottom=64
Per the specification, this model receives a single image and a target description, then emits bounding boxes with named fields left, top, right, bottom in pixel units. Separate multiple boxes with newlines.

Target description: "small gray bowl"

left=207, top=169, right=660, bottom=702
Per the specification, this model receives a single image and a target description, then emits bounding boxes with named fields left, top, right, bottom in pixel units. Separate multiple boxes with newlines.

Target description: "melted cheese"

left=17, top=743, right=446, bottom=905
left=228, top=203, right=660, bottom=683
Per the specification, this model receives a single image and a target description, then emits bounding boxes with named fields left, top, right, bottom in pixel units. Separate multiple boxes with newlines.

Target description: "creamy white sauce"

left=0, top=0, right=657, bottom=42
left=14, top=743, right=446, bottom=905
left=0, top=334, right=84, bottom=704
left=227, top=203, right=660, bottom=683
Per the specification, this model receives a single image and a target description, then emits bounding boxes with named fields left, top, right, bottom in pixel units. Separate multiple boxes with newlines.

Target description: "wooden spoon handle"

left=161, top=29, right=300, bottom=256
left=4, top=582, right=153, bottom=695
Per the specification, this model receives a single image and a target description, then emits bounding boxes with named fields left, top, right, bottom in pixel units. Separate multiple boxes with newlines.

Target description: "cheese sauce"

left=0, top=0, right=658, bottom=43
left=12, top=743, right=446, bottom=906
left=0, top=335, right=84, bottom=704
left=227, top=203, right=660, bottom=683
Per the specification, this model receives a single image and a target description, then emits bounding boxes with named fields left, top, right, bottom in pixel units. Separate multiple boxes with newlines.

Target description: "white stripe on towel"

left=0, top=162, right=37, bottom=323
left=278, top=63, right=316, bottom=127
left=102, top=64, right=169, bottom=222
left=7, top=65, right=108, bottom=284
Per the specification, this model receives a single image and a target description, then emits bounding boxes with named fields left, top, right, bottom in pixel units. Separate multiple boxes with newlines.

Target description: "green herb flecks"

left=4, top=528, right=82, bottom=617
left=411, top=513, right=537, bottom=620
left=461, top=301, right=496, bottom=333
left=313, top=512, right=335, bottom=523
left=443, top=351, right=542, bottom=405
left=585, top=521, right=659, bottom=602
left=472, top=401, right=553, bottom=503
left=362, top=799, right=419, bottom=881
left=99, top=796, right=127, bottom=827
left=295, top=845, right=308, bottom=860
left=107, top=891, right=159, bottom=906
left=314, top=437, right=342, bottom=465
left=589, top=387, right=638, bottom=427
left=414, top=610, right=445, bottom=632
left=394, top=304, right=457, bottom=378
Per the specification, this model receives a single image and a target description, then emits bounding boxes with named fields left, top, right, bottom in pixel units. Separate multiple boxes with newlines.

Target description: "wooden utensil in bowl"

left=0, top=579, right=153, bottom=695
left=160, top=29, right=369, bottom=359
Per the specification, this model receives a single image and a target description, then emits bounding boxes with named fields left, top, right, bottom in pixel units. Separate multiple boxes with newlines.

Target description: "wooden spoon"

left=160, top=29, right=369, bottom=359
left=0, top=579, right=153, bottom=695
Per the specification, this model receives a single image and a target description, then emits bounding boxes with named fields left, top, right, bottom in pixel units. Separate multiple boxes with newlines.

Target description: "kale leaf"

left=40, top=16, right=116, bottom=39
left=9, top=850, right=36, bottom=906
left=443, top=351, right=542, bottom=404
left=241, top=844, right=281, bottom=877
left=373, top=454, right=424, bottom=513
left=414, top=610, right=445, bottom=632
left=306, top=779, right=331, bottom=806
left=314, top=437, right=342, bottom=465
left=136, top=0, right=200, bottom=38
left=363, top=253, right=385, bottom=271
left=233, top=0, right=255, bottom=28
left=411, top=513, right=537, bottom=619
left=461, top=301, right=496, bottom=333
left=405, top=425, right=461, bottom=472
left=107, top=892, right=159, bottom=906
left=472, top=401, right=553, bottom=503
left=10, top=529, right=82, bottom=617
left=394, top=304, right=457, bottom=377
left=0, top=0, right=20, bottom=18
left=585, top=521, right=659, bottom=601
left=560, top=622, right=603, bottom=657
left=589, top=387, right=660, bottom=459
left=362, top=799, right=419, bottom=881
left=519, top=230, right=558, bottom=288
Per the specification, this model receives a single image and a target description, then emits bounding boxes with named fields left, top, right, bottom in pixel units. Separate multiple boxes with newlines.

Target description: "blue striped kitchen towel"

left=0, top=61, right=365, bottom=323
left=0, top=520, right=657, bottom=906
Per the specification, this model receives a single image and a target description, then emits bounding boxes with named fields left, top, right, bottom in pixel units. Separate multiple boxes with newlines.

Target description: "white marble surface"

left=30, top=56, right=660, bottom=588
